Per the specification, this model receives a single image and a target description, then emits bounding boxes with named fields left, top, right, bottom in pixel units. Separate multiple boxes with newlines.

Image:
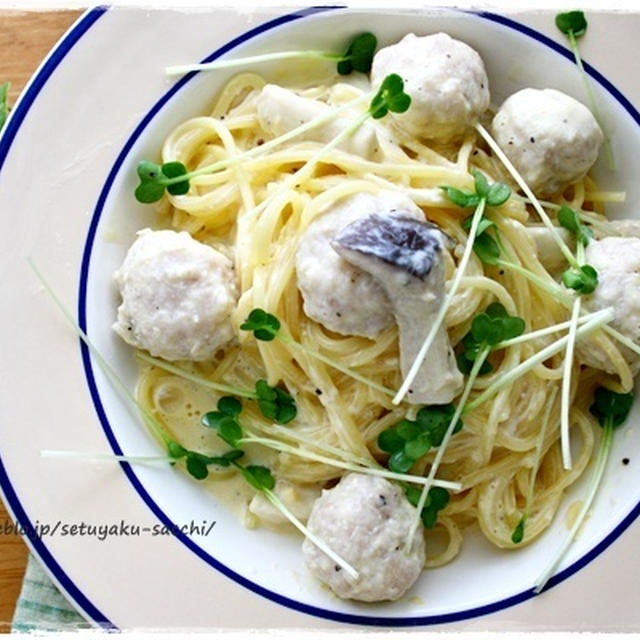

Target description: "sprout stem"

left=567, top=31, right=614, bottom=171
left=560, top=296, right=581, bottom=470
left=495, top=309, right=607, bottom=350
left=465, top=307, right=615, bottom=413
left=475, top=123, right=579, bottom=269
left=163, top=93, right=371, bottom=186
left=405, top=346, right=490, bottom=551
left=496, top=258, right=572, bottom=306
left=265, top=489, right=359, bottom=580
left=241, top=434, right=461, bottom=491
left=166, top=50, right=339, bottom=76
left=41, top=450, right=174, bottom=465
left=277, top=332, right=395, bottom=397
left=28, top=259, right=171, bottom=446
left=393, top=197, right=487, bottom=405
left=534, top=419, right=613, bottom=593
left=240, top=110, right=372, bottom=221
left=136, top=352, right=257, bottom=399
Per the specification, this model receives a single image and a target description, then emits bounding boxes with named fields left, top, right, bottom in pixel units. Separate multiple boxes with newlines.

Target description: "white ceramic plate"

left=2, top=6, right=640, bottom=630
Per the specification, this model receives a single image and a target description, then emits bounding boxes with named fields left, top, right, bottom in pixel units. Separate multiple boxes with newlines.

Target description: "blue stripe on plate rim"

left=0, top=6, right=112, bottom=629
left=0, top=4, right=638, bottom=630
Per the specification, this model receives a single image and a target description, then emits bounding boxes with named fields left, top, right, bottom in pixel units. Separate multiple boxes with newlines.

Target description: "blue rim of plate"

left=0, top=4, right=639, bottom=630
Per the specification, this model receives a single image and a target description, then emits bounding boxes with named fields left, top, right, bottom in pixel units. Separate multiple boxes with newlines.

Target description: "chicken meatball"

left=492, top=88, right=603, bottom=197
left=370, top=32, right=490, bottom=143
left=113, top=228, right=237, bottom=361
left=578, top=236, right=640, bottom=373
left=302, top=473, right=425, bottom=602
left=295, top=190, right=423, bottom=338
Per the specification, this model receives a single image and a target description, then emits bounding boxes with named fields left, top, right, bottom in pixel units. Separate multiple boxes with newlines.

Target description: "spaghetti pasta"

left=129, top=69, right=629, bottom=574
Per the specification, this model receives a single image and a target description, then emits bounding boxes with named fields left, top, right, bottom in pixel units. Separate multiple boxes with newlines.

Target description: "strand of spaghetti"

left=475, top=122, right=579, bottom=269
left=465, top=307, right=615, bottom=413
left=601, top=323, right=640, bottom=357
left=524, top=386, right=559, bottom=525
left=27, top=259, right=171, bottom=446
left=276, top=332, right=395, bottom=396
left=405, top=345, right=491, bottom=551
left=393, top=197, right=486, bottom=405
left=534, top=417, right=612, bottom=593
left=262, top=424, right=379, bottom=467
left=496, top=258, right=572, bottom=306
left=240, top=111, right=372, bottom=221
left=175, top=93, right=371, bottom=183
left=136, top=352, right=257, bottom=399
left=242, top=433, right=461, bottom=490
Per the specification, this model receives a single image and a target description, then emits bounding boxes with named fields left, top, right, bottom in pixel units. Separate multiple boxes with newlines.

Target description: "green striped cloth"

left=12, top=554, right=88, bottom=633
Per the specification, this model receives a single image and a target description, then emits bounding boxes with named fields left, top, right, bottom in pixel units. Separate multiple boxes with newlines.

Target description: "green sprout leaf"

left=162, top=161, right=190, bottom=196
left=389, top=449, right=415, bottom=474
left=221, top=449, right=245, bottom=462
left=562, top=264, right=598, bottom=294
left=134, top=160, right=190, bottom=203
left=166, top=433, right=246, bottom=481
left=0, top=82, right=10, bottom=132
left=404, top=432, right=432, bottom=460
left=405, top=485, right=450, bottom=529
left=473, top=169, right=490, bottom=199
left=396, top=419, right=421, bottom=442
left=457, top=350, right=492, bottom=375
left=441, top=186, right=480, bottom=209
left=369, top=73, right=411, bottom=119
left=558, top=205, right=593, bottom=247
left=337, top=32, right=377, bottom=75
left=378, top=405, right=463, bottom=474
left=442, top=173, right=510, bottom=209
left=377, top=428, right=405, bottom=454
left=512, top=516, right=526, bottom=544
left=473, top=232, right=501, bottom=265
left=201, top=412, right=243, bottom=447
left=255, top=379, right=297, bottom=424
left=217, top=396, right=242, bottom=417
left=457, top=303, right=525, bottom=376
left=186, top=454, right=209, bottom=480
left=421, top=486, right=450, bottom=529
left=589, top=387, right=634, bottom=429
left=135, top=160, right=166, bottom=203
left=240, top=308, right=281, bottom=342
left=555, top=10, right=588, bottom=37
left=167, top=440, right=188, bottom=459
left=415, top=405, right=462, bottom=447
left=443, top=172, right=511, bottom=266
left=473, top=302, right=526, bottom=345
left=241, top=465, right=276, bottom=492
left=486, top=181, right=512, bottom=207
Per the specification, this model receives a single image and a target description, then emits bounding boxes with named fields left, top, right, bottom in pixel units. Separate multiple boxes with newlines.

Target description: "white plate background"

left=1, top=6, right=640, bottom=631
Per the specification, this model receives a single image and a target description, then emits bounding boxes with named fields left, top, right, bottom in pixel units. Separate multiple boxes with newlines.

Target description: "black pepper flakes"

left=623, top=458, right=630, bottom=465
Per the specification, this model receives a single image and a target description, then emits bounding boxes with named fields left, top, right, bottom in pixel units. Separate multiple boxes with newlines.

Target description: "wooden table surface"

left=0, top=11, right=83, bottom=631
